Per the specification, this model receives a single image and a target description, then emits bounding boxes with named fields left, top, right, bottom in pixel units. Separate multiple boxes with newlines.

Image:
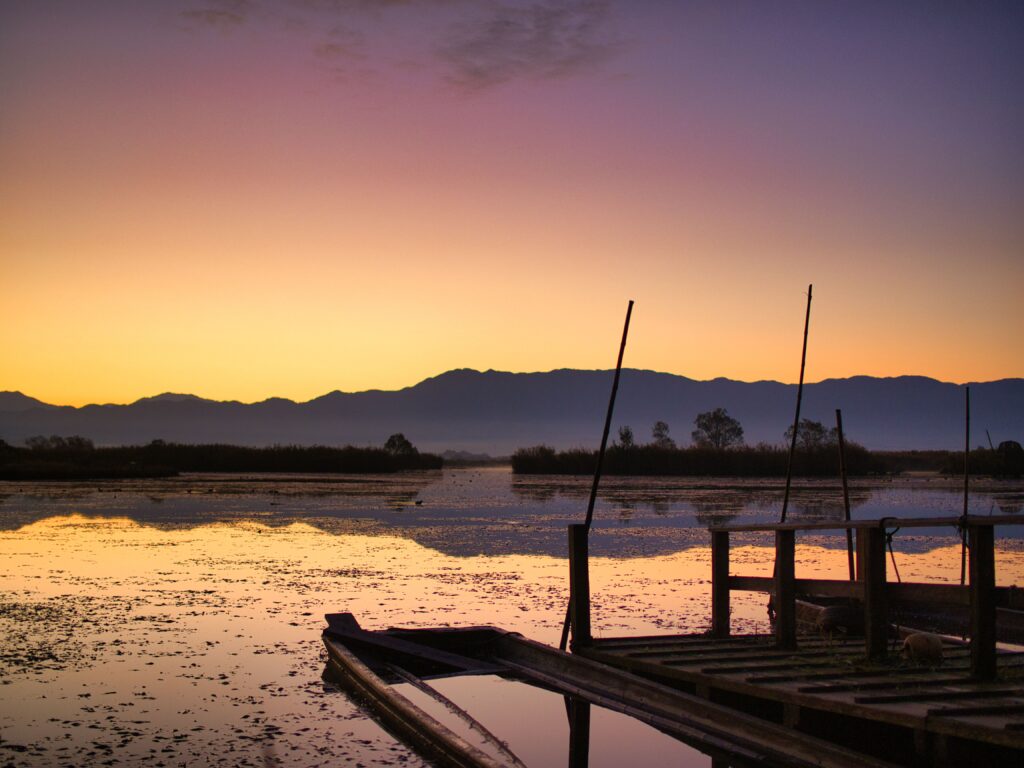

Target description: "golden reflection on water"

left=2, top=511, right=1023, bottom=766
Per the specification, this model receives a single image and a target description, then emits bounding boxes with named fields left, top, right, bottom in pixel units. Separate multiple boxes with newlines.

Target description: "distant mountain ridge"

left=0, top=392, right=57, bottom=412
left=1, top=370, right=1021, bottom=453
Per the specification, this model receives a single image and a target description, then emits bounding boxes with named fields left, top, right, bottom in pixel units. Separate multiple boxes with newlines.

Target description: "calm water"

left=2, top=468, right=1022, bottom=766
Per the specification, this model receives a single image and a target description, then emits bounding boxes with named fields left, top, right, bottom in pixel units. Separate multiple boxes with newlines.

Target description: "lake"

left=2, top=467, right=1022, bottom=766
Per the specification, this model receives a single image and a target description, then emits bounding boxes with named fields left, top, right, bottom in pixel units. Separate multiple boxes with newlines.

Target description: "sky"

left=2, top=0, right=1022, bottom=406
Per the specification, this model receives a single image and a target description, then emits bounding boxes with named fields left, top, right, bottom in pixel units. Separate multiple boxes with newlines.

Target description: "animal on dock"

left=815, top=604, right=863, bottom=644
left=901, top=632, right=944, bottom=666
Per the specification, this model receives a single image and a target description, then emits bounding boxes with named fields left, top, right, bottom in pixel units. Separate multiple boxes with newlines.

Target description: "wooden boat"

left=323, top=612, right=898, bottom=768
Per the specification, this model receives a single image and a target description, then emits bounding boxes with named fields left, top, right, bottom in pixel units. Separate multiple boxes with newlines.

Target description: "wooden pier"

left=567, top=516, right=1024, bottom=767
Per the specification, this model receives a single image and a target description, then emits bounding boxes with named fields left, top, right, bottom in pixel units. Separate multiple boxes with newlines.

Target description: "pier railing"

left=710, top=515, right=1022, bottom=679
left=567, top=516, right=1023, bottom=680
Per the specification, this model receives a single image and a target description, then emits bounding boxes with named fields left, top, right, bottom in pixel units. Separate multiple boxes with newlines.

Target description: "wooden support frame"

left=969, top=523, right=996, bottom=680
left=568, top=524, right=592, bottom=649
left=775, top=530, right=797, bottom=649
left=711, top=530, right=730, bottom=638
left=704, top=517, right=1021, bottom=670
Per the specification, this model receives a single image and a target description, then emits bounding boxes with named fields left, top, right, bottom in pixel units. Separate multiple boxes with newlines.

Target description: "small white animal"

left=901, top=632, right=944, bottom=666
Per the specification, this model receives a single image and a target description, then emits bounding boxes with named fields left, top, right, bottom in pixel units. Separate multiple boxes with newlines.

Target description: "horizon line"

left=5, top=367, right=1021, bottom=410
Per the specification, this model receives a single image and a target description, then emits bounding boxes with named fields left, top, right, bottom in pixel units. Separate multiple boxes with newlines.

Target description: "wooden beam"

left=712, top=530, right=730, bottom=638
left=969, top=523, right=997, bottom=680
left=775, top=529, right=797, bottom=650
left=569, top=524, right=592, bottom=649
left=725, top=576, right=1020, bottom=612
left=711, top=514, right=1022, bottom=533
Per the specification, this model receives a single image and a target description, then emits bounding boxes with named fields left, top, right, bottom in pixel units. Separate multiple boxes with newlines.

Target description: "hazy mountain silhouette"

left=0, top=392, right=58, bottom=412
left=1, top=370, right=1021, bottom=453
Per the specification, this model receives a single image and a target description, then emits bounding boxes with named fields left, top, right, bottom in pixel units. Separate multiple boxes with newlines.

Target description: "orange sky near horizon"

left=2, top=2, right=1022, bottom=407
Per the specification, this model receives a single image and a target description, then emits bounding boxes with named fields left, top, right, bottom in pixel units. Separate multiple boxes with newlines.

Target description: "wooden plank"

left=626, top=647, right=863, bottom=664
left=711, top=529, right=730, bottom=638
left=619, top=644, right=776, bottom=659
left=749, top=655, right=1008, bottom=685
left=705, top=659, right=848, bottom=675
left=798, top=676, right=972, bottom=694
left=854, top=688, right=1022, bottom=704
left=730, top=575, right=861, bottom=598
left=929, top=703, right=1024, bottom=718
left=593, top=634, right=770, bottom=651
left=711, top=514, right=1022, bottom=533
left=725, top=577, right=1018, bottom=611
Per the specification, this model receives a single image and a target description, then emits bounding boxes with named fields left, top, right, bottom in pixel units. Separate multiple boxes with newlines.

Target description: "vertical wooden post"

left=568, top=524, right=592, bottom=649
left=567, top=696, right=591, bottom=768
left=861, top=527, right=888, bottom=660
left=775, top=529, right=796, bottom=649
left=836, top=409, right=855, bottom=581
left=711, top=530, right=730, bottom=638
left=969, top=523, right=996, bottom=680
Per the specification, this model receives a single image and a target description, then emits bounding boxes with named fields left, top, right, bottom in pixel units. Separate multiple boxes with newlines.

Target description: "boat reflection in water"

left=322, top=662, right=714, bottom=768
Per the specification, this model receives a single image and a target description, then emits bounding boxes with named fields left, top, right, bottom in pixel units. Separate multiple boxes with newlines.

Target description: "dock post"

left=566, top=696, right=591, bottom=768
left=860, top=527, right=888, bottom=660
left=774, top=529, right=796, bottom=649
left=969, top=522, right=996, bottom=680
left=568, top=524, right=592, bottom=649
left=711, top=530, right=730, bottom=638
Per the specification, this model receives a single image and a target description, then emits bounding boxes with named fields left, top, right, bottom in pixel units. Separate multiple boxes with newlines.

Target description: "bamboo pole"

left=780, top=284, right=812, bottom=524
left=583, top=300, right=634, bottom=530
left=769, top=285, right=813, bottom=620
left=559, top=300, right=634, bottom=651
left=961, top=386, right=970, bottom=586
left=836, top=409, right=855, bottom=581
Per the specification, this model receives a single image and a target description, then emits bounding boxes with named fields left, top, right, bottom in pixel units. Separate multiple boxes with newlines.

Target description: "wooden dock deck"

left=579, top=633, right=1024, bottom=766
left=566, top=515, right=1024, bottom=766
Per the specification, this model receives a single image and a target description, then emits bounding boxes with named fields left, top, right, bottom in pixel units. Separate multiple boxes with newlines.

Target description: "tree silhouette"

left=784, top=419, right=836, bottom=451
left=616, top=425, right=635, bottom=449
left=691, top=408, right=745, bottom=449
left=651, top=420, right=676, bottom=449
left=384, top=433, right=417, bottom=456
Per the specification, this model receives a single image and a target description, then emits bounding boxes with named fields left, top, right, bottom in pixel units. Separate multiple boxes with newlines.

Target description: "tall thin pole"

left=836, top=409, right=855, bottom=581
left=780, top=284, right=813, bottom=523
left=583, top=301, right=634, bottom=530
left=961, top=386, right=970, bottom=586
left=560, top=300, right=634, bottom=651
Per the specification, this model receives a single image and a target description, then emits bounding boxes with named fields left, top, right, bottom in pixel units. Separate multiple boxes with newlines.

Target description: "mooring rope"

left=881, top=519, right=902, bottom=584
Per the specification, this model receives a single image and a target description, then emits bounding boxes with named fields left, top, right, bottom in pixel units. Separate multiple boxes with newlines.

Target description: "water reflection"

left=0, top=468, right=1021, bottom=560
left=3, top=511, right=1023, bottom=766
left=512, top=474, right=876, bottom=521
left=324, top=667, right=716, bottom=767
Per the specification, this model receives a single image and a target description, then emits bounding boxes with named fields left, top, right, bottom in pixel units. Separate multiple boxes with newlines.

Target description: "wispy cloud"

left=179, top=0, right=259, bottom=31
left=178, top=0, right=619, bottom=90
left=437, top=2, right=615, bottom=90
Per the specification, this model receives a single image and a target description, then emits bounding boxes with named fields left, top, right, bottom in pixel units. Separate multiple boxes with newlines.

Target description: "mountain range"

left=1, top=369, right=1021, bottom=454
